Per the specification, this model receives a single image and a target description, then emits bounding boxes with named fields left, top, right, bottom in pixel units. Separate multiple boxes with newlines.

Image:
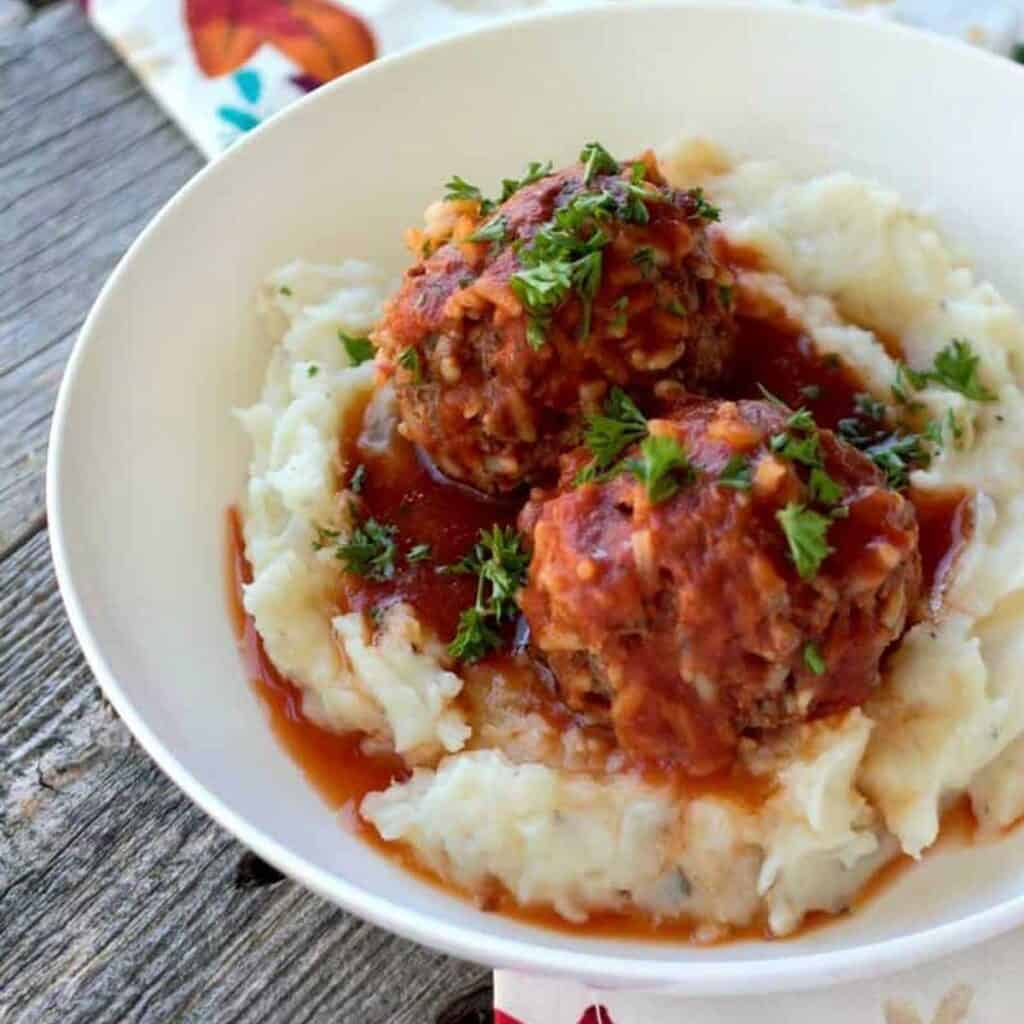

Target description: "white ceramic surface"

left=48, top=2, right=1024, bottom=995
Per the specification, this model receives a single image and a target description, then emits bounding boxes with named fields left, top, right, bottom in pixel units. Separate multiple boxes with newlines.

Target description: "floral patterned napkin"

left=494, top=923, right=1024, bottom=1023
left=78, top=1, right=1023, bottom=1020
left=83, top=0, right=1022, bottom=159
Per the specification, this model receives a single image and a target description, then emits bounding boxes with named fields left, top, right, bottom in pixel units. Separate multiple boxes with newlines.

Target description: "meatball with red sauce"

left=517, top=398, right=922, bottom=776
left=373, top=147, right=736, bottom=493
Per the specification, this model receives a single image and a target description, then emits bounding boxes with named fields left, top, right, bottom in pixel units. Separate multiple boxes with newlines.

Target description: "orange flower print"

left=185, top=0, right=376, bottom=85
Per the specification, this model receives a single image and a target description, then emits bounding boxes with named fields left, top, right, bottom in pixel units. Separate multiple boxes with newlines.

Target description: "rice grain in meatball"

left=373, top=146, right=736, bottom=493
left=517, top=398, right=923, bottom=776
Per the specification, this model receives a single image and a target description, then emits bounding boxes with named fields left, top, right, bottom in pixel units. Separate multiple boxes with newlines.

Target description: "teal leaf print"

left=234, top=68, right=262, bottom=103
left=217, top=106, right=260, bottom=132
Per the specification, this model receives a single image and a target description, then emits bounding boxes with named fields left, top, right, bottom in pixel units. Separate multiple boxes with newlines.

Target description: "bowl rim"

left=47, top=0, right=1024, bottom=993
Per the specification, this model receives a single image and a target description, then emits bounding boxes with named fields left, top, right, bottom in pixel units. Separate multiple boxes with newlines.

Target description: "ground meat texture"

left=517, top=399, right=922, bottom=775
left=373, top=153, right=735, bottom=493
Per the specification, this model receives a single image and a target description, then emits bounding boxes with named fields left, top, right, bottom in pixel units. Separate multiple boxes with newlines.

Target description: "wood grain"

left=0, top=512, right=488, bottom=1023
left=0, top=5, right=489, bottom=1020
left=0, top=1, right=202, bottom=558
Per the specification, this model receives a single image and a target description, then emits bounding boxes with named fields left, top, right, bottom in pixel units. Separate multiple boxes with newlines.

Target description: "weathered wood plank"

left=0, top=2, right=203, bottom=559
left=0, top=4, right=489, bottom=1019
left=0, top=530, right=488, bottom=1022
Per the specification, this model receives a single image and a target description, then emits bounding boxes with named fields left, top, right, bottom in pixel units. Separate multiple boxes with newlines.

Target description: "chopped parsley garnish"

left=665, top=297, right=687, bottom=318
left=808, top=466, right=844, bottom=505
left=776, top=503, right=834, bottom=580
left=689, top=187, right=721, bottom=222
left=893, top=339, right=996, bottom=403
left=579, top=387, right=648, bottom=475
left=632, top=245, right=656, bottom=279
left=336, top=518, right=398, bottom=581
left=854, top=392, right=886, bottom=421
left=800, top=384, right=822, bottom=401
left=836, top=404, right=883, bottom=448
left=279, top=285, right=293, bottom=296
left=621, top=162, right=653, bottom=225
left=891, top=362, right=927, bottom=406
left=785, top=408, right=816, bottom=432
left=510, top=188, right=615, bottom=347
left=444, top=174, right=486, bottom=205
left=448, top=608, right=501, bottom=663
left=349, top=464, right=366, bottom=494
left=499, top=160, right=553, bottom=203
left=510, top=262, right=573, bottom=349
left=769, top=427, right=821, bottom=468
left=339, top=330, right=375, bottom=366
left=803, top=641, right=826, bottom=676
left=579, top=141, right=619, bottom=184
left=866, top=433, right=932, bottom=490
left=397, top=346, right=422, bottom=383
left=548, top=191, right=618, bottom=235
left=573, top=250, right=603, bottom=340
left=469, top=216, right=508, bottom=244
left=837, top=393, right=935, bottom=489
left=307, top=364, right=319, bottom=377
left=407, top=543, right=432, bottom=564
left=718, top=284, right=734, bottom=309
left=626, top=434, right=697, bottom=504
left=929, top=339, right=997, bottom=401
left=717, top=454, right=752, bottom=491
left=447, top=526, right=530, bottom=662
left=762, top=405, right=850, bottom=514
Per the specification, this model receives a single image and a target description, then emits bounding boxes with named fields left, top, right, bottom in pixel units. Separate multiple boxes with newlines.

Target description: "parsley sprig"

left=444, top=175, right=489, bottom=208
left=499, top=160, right=553, bottom=203
left=761, top=404, right=845, bottom=577
left=689, top=187, right=721, bottom=222
left=767, top=407, right=844, bottom=502
left=927, top=339, right=997, bottom=401
left=447, top=526, right=531, bottom=662
left=339, top=330, right=375, bottom=366
left=777, top=503, right=834, bottom=581
left=580, top=141, right=619, bottom=184
left=443, top=160, right=554, bottom=217
left=803, top=641, right=826, bottom=675
left=837, top=392, right=935, bottom=490
left=718, top=454, right=752, bottom=491
left=575, top=388, right=648, bottom=483
left=468, top=216, right=508, bottom=245
left=336, top=518, right=399, bottom=582
left=621, top=162, right=655, bottom=224
left=626, top=434, right=697, bottom=504
left=510, top=187, right=614, bottom=347
left=511, top=262, right=574, bottom=349
left=893, top=338, right=996, bottom=404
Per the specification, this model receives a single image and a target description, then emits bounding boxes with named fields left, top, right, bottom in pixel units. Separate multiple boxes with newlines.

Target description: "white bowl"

left=49, top=2, right=1024, bottom=995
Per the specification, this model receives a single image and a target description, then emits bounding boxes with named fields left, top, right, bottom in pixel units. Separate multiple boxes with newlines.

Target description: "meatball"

left=373, top=149, right=735, bottom=493
left=517, top=398, right=922, bottom=775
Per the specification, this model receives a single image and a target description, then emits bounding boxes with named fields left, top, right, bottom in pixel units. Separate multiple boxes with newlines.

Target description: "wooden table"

left=0, top=4, right=489, bottom=1019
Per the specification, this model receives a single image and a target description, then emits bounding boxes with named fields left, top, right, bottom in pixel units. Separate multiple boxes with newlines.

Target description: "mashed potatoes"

left=238, top=141, right=1024, bottom=938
